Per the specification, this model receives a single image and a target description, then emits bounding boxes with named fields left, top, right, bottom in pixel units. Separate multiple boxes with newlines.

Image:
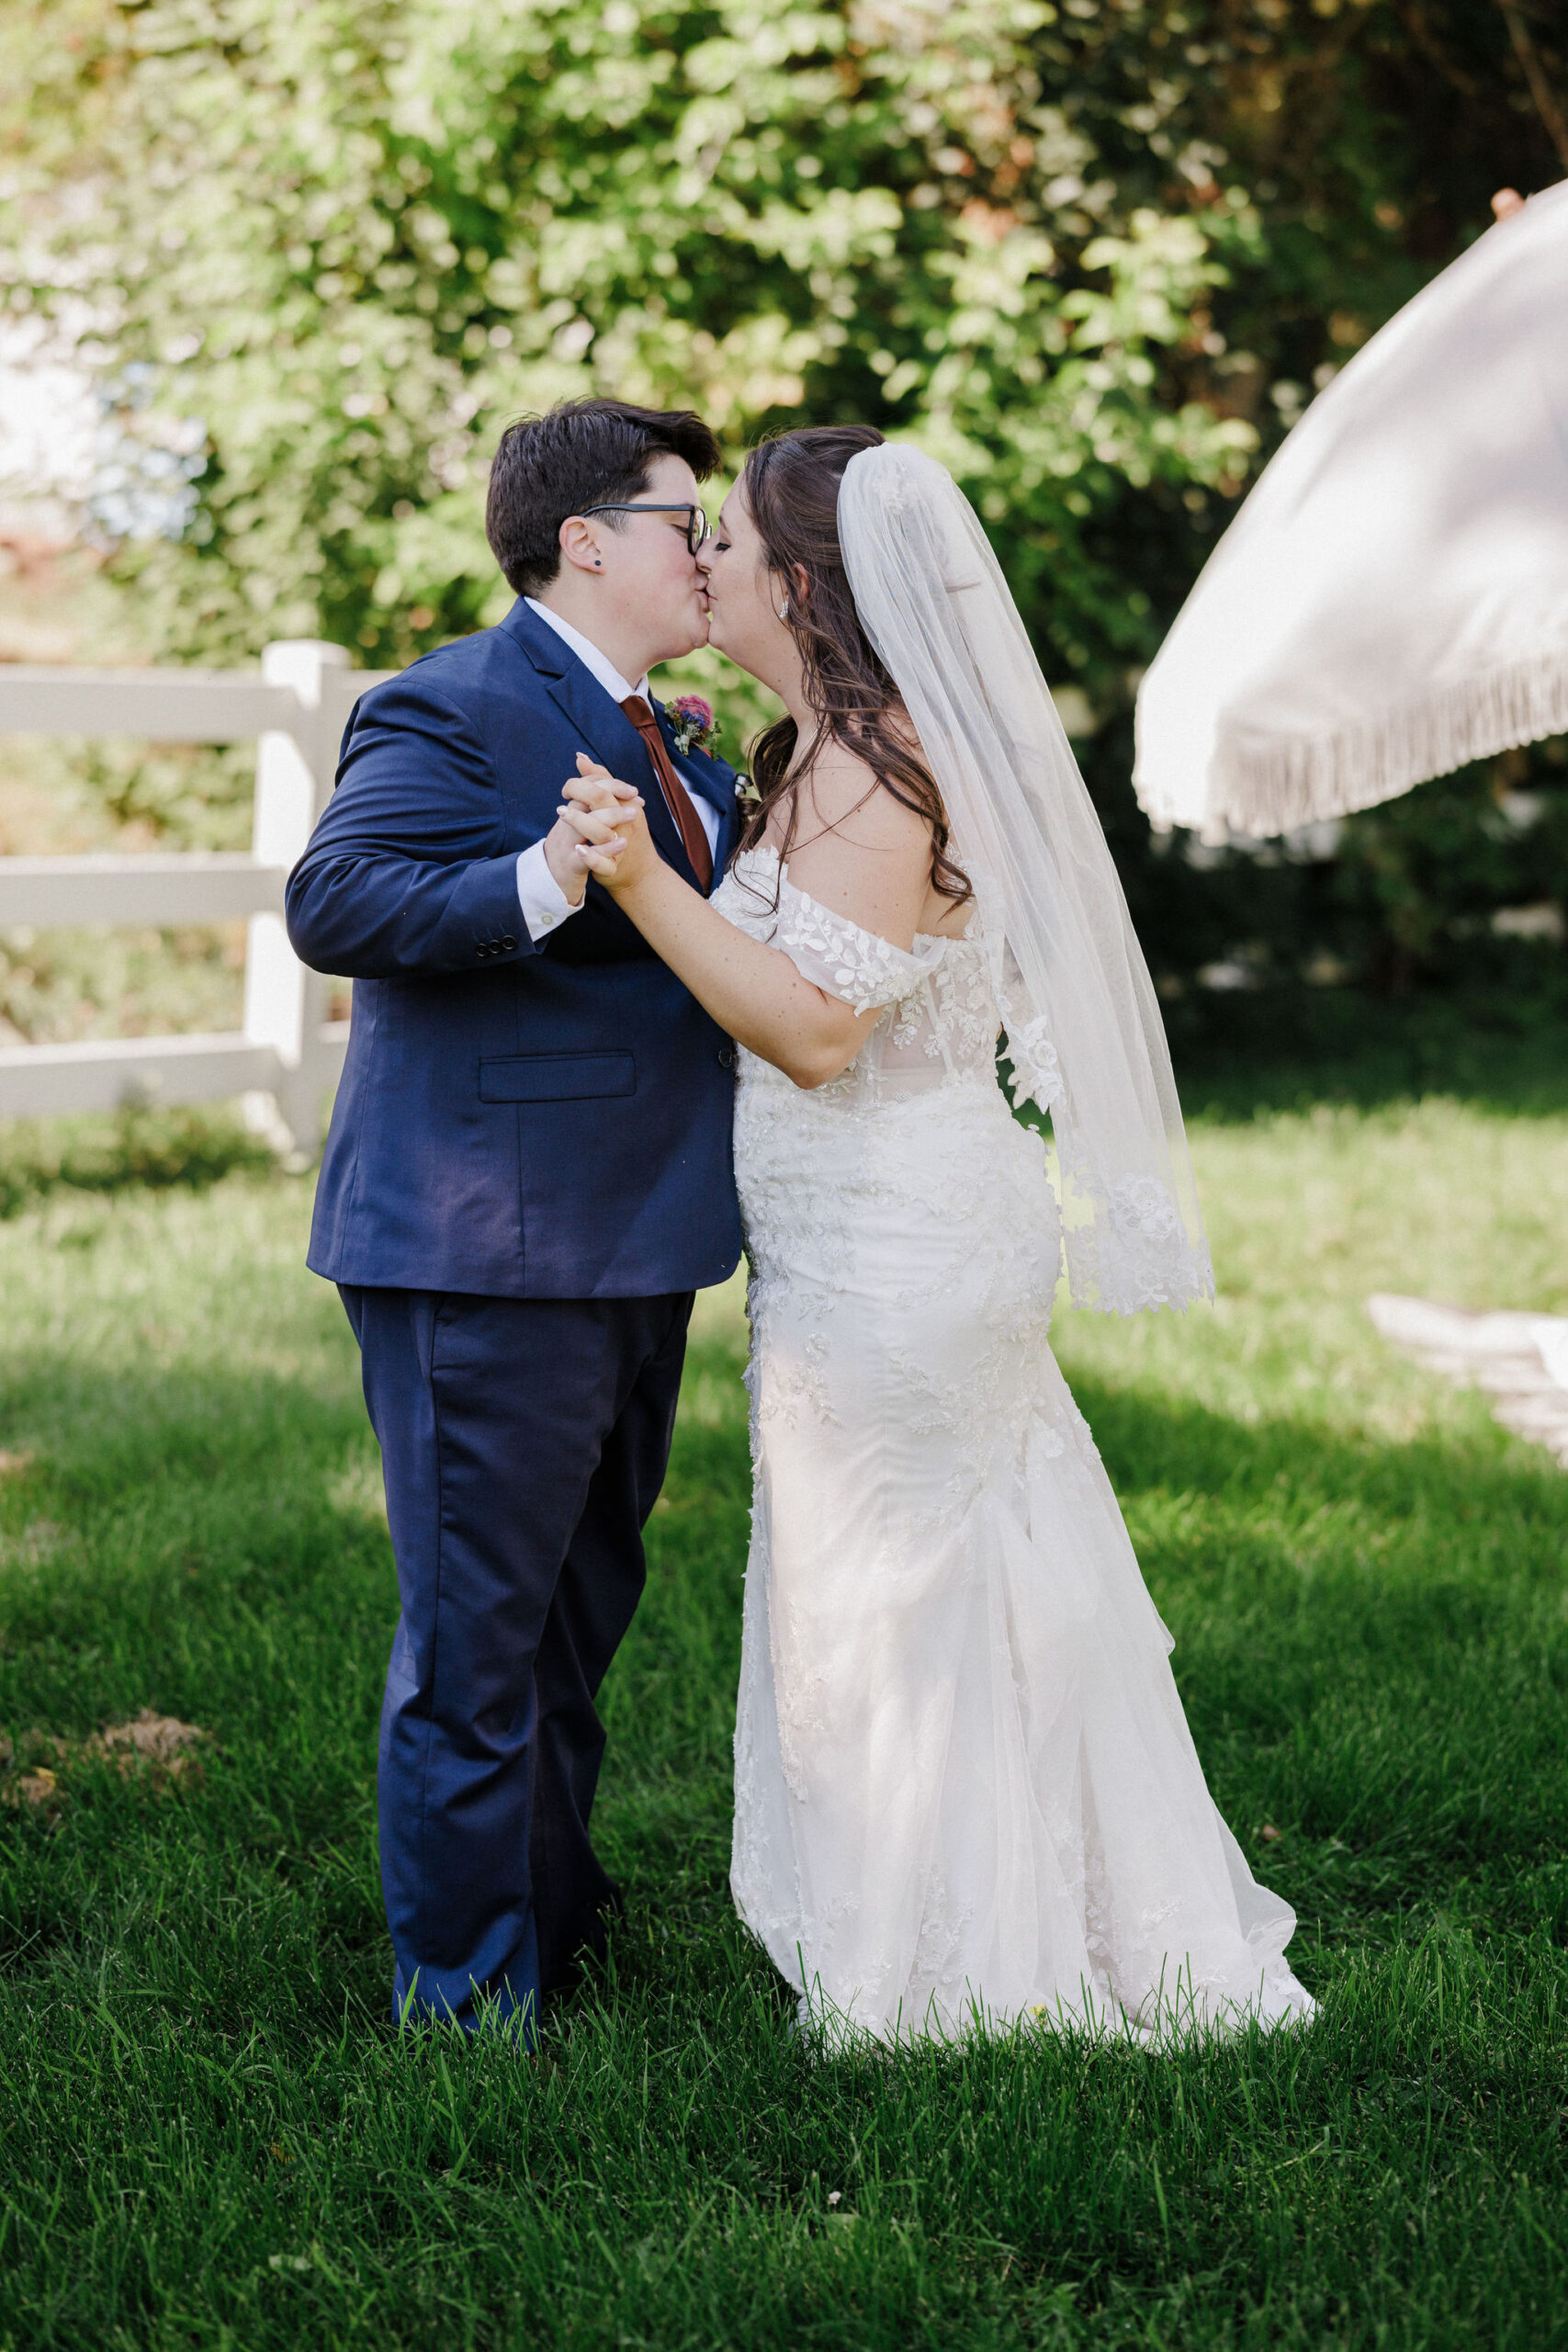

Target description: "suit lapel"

left=500, top=604, right=697, bottom=885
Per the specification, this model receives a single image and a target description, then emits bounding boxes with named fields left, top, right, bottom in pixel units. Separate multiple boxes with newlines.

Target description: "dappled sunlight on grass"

left=0, top=1094, right=1564, bottom=2346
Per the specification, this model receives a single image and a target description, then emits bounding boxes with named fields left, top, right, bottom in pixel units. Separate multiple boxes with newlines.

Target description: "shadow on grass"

left=1060, top=1365, right=1568, bottom=1950
left=0, top=1335, right=750, bottom=2018
left=0, top=1103, right=279, bottom=1218
left=1070, top=1358, right=1566, bottom=1536
left=1165, top=978, right=1568, bottom=1122
left=3, top=1331, right=1565, bottom=2019
left=3, top=1345, right=1568, bottom=2347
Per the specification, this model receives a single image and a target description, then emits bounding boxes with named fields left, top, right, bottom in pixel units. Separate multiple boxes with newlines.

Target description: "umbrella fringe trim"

left=1213, top=643, right=1568, bottom=837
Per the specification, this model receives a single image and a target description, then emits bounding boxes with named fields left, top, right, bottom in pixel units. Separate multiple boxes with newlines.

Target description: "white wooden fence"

left=0, top=640, right=393, bottom=1154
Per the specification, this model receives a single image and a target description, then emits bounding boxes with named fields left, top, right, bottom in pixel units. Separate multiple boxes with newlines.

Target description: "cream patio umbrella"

left=1133, top=179, right=1568, bottom=842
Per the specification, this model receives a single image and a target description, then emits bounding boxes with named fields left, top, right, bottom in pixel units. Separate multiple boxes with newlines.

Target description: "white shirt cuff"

left=515, top=838, right=582, bottom=942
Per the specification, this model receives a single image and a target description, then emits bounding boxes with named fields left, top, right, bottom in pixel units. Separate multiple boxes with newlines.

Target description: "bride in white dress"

left=561, top=429, right=1315, bottom=2046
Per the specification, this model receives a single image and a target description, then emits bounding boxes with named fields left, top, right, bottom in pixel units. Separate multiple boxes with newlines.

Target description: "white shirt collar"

left=524, top=598, right=649, bottom=707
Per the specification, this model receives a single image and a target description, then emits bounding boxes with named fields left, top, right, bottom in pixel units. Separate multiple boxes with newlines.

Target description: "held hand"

left=542, top=767, right=642, bottom=900
left=563, top=755, right=660, bottom=895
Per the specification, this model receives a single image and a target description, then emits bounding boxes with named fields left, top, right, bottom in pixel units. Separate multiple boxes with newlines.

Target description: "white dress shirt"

left=515, top=597, right=720, bottom=943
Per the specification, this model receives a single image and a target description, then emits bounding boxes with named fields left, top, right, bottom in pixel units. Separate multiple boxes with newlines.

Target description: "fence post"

left=242, top=639, right=349, bottom=1156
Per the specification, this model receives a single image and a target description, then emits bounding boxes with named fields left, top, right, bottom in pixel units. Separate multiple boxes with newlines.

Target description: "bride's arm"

left=565, top=747, right=934, bottom=1091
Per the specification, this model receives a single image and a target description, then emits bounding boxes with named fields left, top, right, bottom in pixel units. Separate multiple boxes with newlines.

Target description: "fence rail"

left=0, top=667, right=298, bottom=742
left=0, top=853, right=287, bottom=929
left=0, top=640, right=392, bottom=1153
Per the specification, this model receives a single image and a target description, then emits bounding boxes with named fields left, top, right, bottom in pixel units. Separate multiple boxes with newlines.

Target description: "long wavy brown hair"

left=734, top=425, right=971, bottom=906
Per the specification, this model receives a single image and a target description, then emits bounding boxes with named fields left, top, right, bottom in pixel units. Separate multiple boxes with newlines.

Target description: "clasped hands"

left=541, top=758, right=657, bottom=904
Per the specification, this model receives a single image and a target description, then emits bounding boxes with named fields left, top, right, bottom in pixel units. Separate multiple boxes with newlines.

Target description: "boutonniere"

left=667, top=694, right=720, bottom=757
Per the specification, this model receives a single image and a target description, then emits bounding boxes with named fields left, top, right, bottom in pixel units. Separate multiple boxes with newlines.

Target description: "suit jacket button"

left=476, top=943, right=491, bottom=959
left=501, top=934, right=517, bottom=953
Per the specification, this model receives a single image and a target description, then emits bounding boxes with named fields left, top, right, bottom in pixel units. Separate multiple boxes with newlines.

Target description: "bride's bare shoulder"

left=784, top=730, right=935, bottom=942
left=798, top=729, right=930, bottom=858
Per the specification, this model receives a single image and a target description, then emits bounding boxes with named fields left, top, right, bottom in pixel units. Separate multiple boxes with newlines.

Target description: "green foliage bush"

left=0, top=1105, right=276, bottom=1219
left=3, top=0, right=1565, bottom=1031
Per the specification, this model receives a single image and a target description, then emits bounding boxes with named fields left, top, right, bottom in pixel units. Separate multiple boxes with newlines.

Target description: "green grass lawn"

left=1, top=1091, right=1566, bottom=2348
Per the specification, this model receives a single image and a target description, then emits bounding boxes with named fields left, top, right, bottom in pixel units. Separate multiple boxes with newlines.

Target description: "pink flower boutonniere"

left=667, top=694, right=720, bottom=758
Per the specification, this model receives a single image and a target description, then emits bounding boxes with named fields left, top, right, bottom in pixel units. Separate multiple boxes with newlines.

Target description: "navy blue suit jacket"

left=286, top=599, right=744, bottom=1299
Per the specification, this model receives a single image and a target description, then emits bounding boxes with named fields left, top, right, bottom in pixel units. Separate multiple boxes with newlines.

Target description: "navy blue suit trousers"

left=341, top=1283, right=694, bottom=2035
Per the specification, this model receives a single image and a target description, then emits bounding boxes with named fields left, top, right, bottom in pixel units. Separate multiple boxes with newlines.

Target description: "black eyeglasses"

left=579, top=502, right=712, bottom=555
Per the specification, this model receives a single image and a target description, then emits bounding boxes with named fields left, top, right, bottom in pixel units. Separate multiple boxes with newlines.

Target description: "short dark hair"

left=484, top=398, right=721, bottom=597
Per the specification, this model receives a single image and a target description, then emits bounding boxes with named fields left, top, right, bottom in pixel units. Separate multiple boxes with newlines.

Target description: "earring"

left=777, top=597, right=788, bottom=620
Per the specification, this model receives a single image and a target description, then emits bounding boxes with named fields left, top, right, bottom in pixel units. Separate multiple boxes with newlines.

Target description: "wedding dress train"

left=716, top=846, right=1315, bottom=2047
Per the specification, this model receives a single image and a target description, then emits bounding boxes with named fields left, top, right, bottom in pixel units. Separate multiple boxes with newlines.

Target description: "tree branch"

left=1497, top=0, right=1568, bottom=172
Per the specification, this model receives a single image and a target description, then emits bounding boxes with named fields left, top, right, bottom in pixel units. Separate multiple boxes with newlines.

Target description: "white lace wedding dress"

left=713, top=845, right=1316, bottom=2047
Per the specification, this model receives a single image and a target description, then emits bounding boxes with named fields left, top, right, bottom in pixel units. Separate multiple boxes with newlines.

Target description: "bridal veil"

left=837, top=442, right=1212, bottom=1316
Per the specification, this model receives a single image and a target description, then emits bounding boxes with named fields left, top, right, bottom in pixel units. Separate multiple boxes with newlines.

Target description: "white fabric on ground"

left=1368, top=1293, right=1568, bottom=1468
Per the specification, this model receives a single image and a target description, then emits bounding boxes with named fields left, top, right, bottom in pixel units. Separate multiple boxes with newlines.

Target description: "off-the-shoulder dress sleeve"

left=773, top=876, right=946, bottom=1012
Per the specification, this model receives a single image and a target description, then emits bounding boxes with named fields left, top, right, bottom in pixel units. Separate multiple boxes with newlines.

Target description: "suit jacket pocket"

left=479, top=1051, right=637, bottom=1103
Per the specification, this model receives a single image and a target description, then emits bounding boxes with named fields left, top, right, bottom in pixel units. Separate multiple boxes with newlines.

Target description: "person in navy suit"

left=286, top=400, right=742, bottom=2038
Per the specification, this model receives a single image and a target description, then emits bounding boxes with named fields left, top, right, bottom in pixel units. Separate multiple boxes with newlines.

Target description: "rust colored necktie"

left=618, top=694, right=713, bottom=891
